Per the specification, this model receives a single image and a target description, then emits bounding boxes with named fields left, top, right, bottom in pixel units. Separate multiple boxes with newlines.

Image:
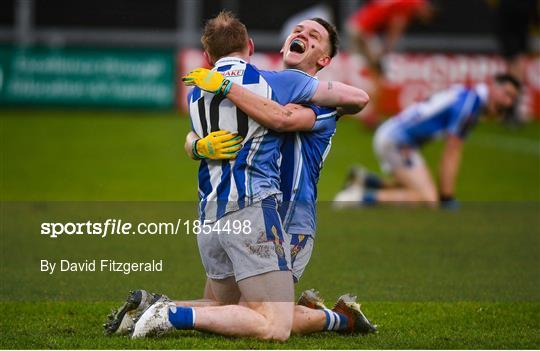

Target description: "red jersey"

left=349, top=0, right=427, bottom=34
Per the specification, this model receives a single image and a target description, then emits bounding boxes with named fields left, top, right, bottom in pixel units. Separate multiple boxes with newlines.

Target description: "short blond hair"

left=201, top=11, right=249, bottom=61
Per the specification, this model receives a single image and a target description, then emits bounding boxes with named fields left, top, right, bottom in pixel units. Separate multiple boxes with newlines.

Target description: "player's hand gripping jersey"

left=187, top=57, right=320, bottom=222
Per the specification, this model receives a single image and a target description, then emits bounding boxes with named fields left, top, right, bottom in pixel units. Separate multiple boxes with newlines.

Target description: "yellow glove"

left=193, top=130, right=243, bottom=160
left=182, top=68, right=233, bottom=95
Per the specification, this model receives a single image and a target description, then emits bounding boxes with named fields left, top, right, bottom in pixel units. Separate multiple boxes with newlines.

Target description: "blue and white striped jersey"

left=188, top=57, right=319, bottom=222
left=279, top=105, right=337, bottom=236
left=382, top=84, right=488, bottom=147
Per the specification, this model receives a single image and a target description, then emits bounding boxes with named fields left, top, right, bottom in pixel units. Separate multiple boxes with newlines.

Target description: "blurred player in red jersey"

left=347, top=0, right=434, bottom=126
left=347, top=0, right=434, bottom=71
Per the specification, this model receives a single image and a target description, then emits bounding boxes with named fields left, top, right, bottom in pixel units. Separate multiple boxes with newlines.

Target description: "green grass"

left=1, top=302, right=538, bottom=349
left=1, top=109, right=539, bottom=201
left=1, top=109, right=539, bottom=349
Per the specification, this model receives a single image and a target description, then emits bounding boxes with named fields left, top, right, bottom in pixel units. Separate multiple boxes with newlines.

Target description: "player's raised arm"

left=311, top=80, right=370, bottom=115
left=226, top=84, right=317, bottom=132
left=182, top=68, right=317, bottom=132
left=438, top=134, right=463, bottom=205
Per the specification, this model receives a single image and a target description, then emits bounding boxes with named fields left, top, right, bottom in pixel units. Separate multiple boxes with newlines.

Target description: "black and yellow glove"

left=192, top=130, right=243, bottom=160
left=182, top=68, right=233, bottom=96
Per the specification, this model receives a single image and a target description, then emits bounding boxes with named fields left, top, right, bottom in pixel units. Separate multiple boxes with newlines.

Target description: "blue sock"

left=364, top=173, right=383, bottom=189
left=168, top=306, right=196, bottom=330
left=362, top=190, right=377, bottom=205
left=323, top=309, right=349, bottom=331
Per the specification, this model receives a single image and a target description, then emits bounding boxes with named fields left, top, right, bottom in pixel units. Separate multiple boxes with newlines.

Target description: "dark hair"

left=310, top=17, right=339, bottom=58
left=494, top=73, right=522, bottom=92
left=201, top=11, right=249, bottom=61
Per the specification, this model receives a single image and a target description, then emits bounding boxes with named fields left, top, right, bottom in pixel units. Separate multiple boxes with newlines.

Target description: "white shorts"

left=373, top=123, right=425, bottom=173
left=289, top=234, right=314, bottom=283
left=197, top=196, right=291, bottom=282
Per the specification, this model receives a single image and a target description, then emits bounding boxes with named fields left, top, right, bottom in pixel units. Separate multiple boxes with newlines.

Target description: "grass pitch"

left=1, top=109, right=539, bottom=349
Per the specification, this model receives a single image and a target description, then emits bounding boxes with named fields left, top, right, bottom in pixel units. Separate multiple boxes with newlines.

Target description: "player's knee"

left=266, top=326, right=291, bottom=341
left=273, top=331, right=291, bottom=342
left=419, top=190, right=438, bottom=204
left=257, top=322, right=291, bottom=341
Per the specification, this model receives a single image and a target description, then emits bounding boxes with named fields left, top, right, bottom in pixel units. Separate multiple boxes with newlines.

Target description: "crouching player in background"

left=334, top=74, right=520, bottom=209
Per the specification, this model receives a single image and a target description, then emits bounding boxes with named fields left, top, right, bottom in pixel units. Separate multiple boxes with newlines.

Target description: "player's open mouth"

left=290, top=39, right=306, bottom=54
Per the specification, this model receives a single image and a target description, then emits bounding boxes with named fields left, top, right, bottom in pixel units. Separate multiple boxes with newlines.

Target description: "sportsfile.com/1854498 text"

left=40, top=219, right=252, bottom=238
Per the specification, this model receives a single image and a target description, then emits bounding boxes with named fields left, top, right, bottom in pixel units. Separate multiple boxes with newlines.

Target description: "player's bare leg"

left=132, top=271, right=295, bottom=341
left=171, top=296, right=344, bottom=335
left=173, top=289, right=340, bottom=335
left=175, top=282, right=338, bottom=335
left=292, top=305, right=327, bottom=334
left=292, top=289, right=328, bottom=334
left=196, top=270, right=294, bottom=340
left=174, top=297, right=327, bottom=335
left=173, top=291, right=334, bottom=335
left=126, top=286, right=376, bottom=337
left=376, top=164, right=438, bottom=205
left=334, top=159, right=438, bottom=207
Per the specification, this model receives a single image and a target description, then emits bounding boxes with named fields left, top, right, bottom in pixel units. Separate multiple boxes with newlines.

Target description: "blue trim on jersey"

left=215, top=160, right=232, bottom=219
left=306, top=104, right=335, bottom=116
left=279, top=107, right=337, bottom=235
left=232, top=139, right=253, bottom=210
left=216, top=65, right=233, bottom=72
left=247, top=132, right=283, bottom=202
left=312, top=117, right=337, bottom=133
left=305, top=104, right=337, bottom=130
left=278, top=133, right=295, bottom=221
left=187, top=89, right=194, bottom=105
left=242, top=64, right=260, bottom=85
left=190, top=87, right=201, bottom=102
left=186, top=89, right=196, bottom=132
left=316, top=114, right=337, bottom=121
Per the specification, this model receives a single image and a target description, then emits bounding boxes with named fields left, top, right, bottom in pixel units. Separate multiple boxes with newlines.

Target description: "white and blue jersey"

left=188, top=57, right=319, bottom=222
left=382, top=84, right=488, bottom=147
left=279, top=104, right=337, bottom=236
